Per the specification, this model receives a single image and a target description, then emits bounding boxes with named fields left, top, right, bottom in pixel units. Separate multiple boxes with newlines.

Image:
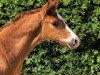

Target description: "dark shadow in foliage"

left=80, top=0, right=95, bottom=23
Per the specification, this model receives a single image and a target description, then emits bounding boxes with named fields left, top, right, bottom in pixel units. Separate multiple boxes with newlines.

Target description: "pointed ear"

left=40, top=0, right=58, bottom=18
left=49, top=0, right=58, bottom=11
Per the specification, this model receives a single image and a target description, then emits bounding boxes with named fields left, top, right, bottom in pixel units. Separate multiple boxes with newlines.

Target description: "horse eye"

left=52, top=22, right=59, bottom=27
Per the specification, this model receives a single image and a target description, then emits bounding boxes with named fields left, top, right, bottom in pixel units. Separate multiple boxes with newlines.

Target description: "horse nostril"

left=75, top=38, right=78, bottom=44
left=70, top=38, right=79, bottom=46
left=74, top=38, right=80, bottom=46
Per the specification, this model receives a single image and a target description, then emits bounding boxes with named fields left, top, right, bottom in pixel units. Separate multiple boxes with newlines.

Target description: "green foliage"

left=0, top=0, right=100, bottom=75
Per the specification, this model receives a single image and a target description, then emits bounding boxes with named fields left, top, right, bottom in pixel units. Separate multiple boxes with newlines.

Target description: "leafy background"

left=0, top=0, right=100, bottom=75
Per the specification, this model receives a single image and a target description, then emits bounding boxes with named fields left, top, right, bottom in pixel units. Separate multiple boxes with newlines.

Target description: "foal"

left=0, top=0, right=80, bottom=75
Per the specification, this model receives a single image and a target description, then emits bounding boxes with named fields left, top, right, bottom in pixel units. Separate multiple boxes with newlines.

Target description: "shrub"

left=0, top=0, right=100, bottom=75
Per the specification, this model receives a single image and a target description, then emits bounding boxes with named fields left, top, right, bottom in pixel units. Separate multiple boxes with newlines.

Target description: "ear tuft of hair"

left=40, top=0, right=58, bottom=20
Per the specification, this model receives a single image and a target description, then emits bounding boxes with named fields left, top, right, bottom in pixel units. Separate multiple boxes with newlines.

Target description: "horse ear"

left=49, top=0, right=58, bottom=11
left=40, top=0, right=58, bottom=19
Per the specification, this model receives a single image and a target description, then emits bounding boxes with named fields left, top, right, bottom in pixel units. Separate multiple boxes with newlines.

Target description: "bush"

left=0, top=0, right=100, bottom=75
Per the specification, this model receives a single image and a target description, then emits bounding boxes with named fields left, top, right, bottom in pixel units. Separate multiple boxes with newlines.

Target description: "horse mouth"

left=67, top=39, right=80, bottom=49
left=57, top=38, right=80, bottom=49
left=67, top=43, right=78, bottom=49
left=58, top=41, right=79, bottom=49
left=64, top=40, right=80, bottom=49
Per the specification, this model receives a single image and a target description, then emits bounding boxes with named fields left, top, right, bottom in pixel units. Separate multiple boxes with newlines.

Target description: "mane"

left=13, top=8, right=40, bottom=22
left=0, top=8, right=41, bottom=30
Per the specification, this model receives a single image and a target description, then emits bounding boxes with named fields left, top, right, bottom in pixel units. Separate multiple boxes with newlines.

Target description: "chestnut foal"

left=0, top=0, right=80, bottom=75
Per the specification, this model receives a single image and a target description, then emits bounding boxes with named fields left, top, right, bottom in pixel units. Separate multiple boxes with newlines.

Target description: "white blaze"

left=57, top=13, right=78, bottom=42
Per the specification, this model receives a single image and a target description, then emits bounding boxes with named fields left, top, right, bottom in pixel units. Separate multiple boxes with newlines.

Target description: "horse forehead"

left=46, top=13, right=64, bottom=22
left=57, top=13, right=67, bottom=24
left=57, top=13, right=64, bottom=21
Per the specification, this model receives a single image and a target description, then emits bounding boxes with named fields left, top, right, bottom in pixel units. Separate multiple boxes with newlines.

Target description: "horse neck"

left=0, top=12, right=42, bottom=68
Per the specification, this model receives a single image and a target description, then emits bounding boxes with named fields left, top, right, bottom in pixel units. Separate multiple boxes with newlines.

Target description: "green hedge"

left=0, top=0, right=100, bottom=75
